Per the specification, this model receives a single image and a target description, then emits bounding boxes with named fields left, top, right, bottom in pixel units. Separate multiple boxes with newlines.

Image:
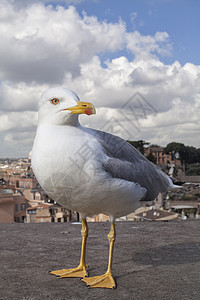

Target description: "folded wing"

left=93, top=129, right=172, bottom=201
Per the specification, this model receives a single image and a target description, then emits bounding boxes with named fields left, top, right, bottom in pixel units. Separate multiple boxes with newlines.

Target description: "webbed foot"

left=50, top=265, right=88, bottom=278
left=82, top=272, right=116, bottom=289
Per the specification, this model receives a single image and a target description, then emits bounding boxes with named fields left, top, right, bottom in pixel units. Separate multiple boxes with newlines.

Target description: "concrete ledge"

left=1, top=220, right=200, bottom=299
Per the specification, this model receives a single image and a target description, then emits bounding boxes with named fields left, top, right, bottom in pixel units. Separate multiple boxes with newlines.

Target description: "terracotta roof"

left=27, top=204, right=52, bottom=210
left=134, top=207, right=178, bottom=221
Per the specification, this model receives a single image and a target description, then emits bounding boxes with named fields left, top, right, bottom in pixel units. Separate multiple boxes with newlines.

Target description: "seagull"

left=32, top=87, right=174, bottom=289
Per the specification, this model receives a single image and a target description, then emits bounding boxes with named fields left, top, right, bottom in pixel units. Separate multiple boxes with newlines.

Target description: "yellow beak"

left=64, top=101, right=96, bottom=115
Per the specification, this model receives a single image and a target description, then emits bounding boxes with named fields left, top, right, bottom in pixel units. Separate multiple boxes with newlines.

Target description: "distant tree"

left=150, top=144, right=160, bottom=148
left=197, top=148, right=200, bottom=163
left=164, top=142, right=200, bottom=164
left=164, top=142, right=185, bottom=155
left=186, top=164, right=200, bottom=175
left=146, top=153, right=157, bottom=164
left=127, top=140, right=149, bottom=155
left=164, top=142, right=186, bottom=164
left=183, top=146, right=199, bottom=164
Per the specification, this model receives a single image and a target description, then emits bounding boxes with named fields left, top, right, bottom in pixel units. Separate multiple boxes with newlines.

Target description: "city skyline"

left=0, top=0, right=200, bottom=158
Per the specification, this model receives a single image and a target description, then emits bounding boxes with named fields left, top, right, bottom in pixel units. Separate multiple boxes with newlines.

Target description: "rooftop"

left=1, top=220, right=200, bottom=299
left=26, top=203, right=52, bottom=210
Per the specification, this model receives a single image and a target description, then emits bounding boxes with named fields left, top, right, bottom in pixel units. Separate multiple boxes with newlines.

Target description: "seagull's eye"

left=51, top=98, right=60, bottom=105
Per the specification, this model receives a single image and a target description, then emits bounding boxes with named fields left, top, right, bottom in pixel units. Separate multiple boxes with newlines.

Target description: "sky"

left=0, top=0, right=200, bottom=158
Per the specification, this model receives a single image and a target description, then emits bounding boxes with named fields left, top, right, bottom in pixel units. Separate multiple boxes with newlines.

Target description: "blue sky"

left=66, top=0, right=200, bottom=65
left=0, top=0, right=200, bottom=157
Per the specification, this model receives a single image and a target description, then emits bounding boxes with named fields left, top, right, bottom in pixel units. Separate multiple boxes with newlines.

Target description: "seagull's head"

left=38, top=87, right=96, bottom=126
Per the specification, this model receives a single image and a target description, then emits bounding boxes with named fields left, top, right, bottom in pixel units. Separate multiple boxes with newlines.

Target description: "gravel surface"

left=0, top=220, right=200, bottom=300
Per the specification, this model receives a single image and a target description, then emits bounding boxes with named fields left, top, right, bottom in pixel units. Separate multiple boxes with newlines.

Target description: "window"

left=26, top=182, right=30, bottom=188
left=28, top=209, right=36, bottom=214
left=15, top=204, right=18, bottom=212
left=20, top=181, right=23, bottom=188
left=21, top=203, right=26, bottom=211
left=21, top=216, right=26, bottom=223
left=16, top=180, right=19, bottom=188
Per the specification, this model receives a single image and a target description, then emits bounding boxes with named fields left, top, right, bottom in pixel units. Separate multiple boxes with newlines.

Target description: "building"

left=165, top=183, right=200, bottom=219
left=26, top=204, right=52, bottom=223
left=26, top=203, right=77, bottom=223
left=129, top=206, right=179, bottom=221
left=6, top=175, right=38, bottom=190
left=87, top=214, right=110, bottom=222
left=0, top=189, right=14, bottom=223
left=144, top=145, right=181, bottom=167
left=23, top=188, right=49, bottom=207
left=13, top=191, right=29, bottom=223
left=0, top=188, right=29, bottom=223
left=0, top=158, right=33, bottom=178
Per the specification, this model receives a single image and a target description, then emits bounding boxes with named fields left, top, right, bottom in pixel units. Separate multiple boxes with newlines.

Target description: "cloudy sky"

left=0, top=0, right=200, bottom=158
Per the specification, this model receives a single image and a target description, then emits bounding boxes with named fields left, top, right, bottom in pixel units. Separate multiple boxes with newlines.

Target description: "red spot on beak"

left=85, top=108, right=93, bottom=115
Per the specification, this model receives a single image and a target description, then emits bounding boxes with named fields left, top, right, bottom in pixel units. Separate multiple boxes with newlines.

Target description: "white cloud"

left=0, top=110, right=37, bottom=157
left=0, top=3, right=125, bottom=83
left=126, top=31, right=172, bottom=59
left=0, top=1, right=200, bottom=157
left=0, top=81, right=47, bottom=111
left=66, top=56, right=200, bottom=147
left=0, top=111, right=37, bottom=133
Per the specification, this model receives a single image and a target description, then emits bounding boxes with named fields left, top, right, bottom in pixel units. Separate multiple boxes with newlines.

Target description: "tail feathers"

left=169, top=183, right=182, bottom=190
left=167, top=176, right=182, bottom=189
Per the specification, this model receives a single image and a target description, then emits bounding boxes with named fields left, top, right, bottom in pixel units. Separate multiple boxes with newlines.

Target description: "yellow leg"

left=82, top=221, right=116, bottom=289
left=50, top=218, right=88, bottom=278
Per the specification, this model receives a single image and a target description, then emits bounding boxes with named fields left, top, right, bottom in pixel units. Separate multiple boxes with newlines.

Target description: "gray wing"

left=91, top=129, right=172, bottom=201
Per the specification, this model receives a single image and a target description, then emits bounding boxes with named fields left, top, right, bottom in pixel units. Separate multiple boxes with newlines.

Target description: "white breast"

left=32, top=124, right=105, bottom=208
